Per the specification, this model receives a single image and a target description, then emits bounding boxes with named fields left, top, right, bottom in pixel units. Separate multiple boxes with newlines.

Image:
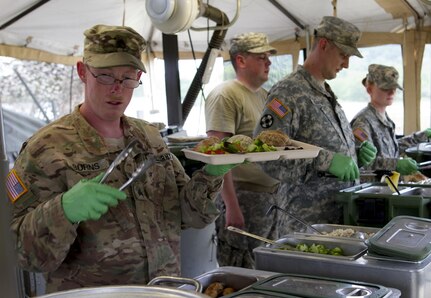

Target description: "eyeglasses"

left=86, top=66, right=142, bottom=89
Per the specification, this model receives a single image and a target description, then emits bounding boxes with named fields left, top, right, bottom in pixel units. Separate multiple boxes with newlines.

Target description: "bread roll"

left=256, top=130, right=291, bottom=147
left=194, top=136, right=220, bottom=152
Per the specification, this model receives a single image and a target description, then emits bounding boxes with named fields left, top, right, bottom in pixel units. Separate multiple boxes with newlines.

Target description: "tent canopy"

left=1, top=0, right=431, bottom=64
left=1, top=0, right=431, bottom=134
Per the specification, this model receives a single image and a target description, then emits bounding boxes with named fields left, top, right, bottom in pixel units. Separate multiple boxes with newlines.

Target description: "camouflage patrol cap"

left=83, top=24, right=146, bottom=72
left=363, top=64, right=403, bottom=90
left=229, top=32, right=277, bottom=55
left=314, top=16, right=363, bottom=58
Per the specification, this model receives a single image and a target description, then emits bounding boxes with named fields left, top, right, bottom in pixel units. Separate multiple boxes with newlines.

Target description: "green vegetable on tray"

left=280, top=243, right=344, bottom=256
left=246, top=138, right=277, bottom=153
left=301, top=243, right=343, bottom=256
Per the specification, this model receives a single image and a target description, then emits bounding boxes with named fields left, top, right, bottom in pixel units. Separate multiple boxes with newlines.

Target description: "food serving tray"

left=297, top=224, right=380, bottom=241
left=181, top=140, right=321, bottom=165
left=267, top=234, right=367, bottom=261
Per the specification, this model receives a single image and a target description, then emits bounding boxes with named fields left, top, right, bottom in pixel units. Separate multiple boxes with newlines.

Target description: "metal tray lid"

left=366, top=215, right=431, bottom=261
left=250, top=274, right=389, bottom=298
left=223, top=289, right=299, bottom=297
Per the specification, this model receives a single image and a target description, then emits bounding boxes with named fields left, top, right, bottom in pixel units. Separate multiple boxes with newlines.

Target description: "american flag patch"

left=6, top=169, right=28, bottom=203
left=353, top=127, right=369, bottom=142
left=267, top=98, right=289, bottom=118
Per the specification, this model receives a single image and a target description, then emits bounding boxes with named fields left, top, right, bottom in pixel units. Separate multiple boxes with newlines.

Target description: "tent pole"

left=0, top=106, right=25, bottom=298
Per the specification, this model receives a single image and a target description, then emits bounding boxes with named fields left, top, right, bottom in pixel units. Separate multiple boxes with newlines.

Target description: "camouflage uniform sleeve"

left=398, top=130, right=429, bottom=155
left=253, top=78, right=333, bottom=174
left=175, top=157, right=222, bottom=229
left=10, top=145, right=78, bottom=272
left=351, top=113, right=397, bottom=171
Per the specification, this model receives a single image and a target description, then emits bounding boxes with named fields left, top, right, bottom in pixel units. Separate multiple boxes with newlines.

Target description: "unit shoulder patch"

left=260, top=114, right=274, bottom=128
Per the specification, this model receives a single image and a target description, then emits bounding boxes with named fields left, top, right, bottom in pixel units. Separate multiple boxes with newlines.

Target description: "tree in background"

left=0, top=57, right=83, bottom=123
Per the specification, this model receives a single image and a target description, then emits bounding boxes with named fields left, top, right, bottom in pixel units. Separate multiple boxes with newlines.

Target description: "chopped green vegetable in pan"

left=280, top=243, right=345, bottom=256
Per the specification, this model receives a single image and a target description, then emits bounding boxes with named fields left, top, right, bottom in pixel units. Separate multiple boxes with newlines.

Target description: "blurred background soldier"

left=205, top=32, right=280, bottom=268
left=351, top=63, right=431, bottom=177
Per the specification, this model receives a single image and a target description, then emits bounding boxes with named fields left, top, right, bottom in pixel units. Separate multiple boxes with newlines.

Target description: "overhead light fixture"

left=146, top=0, right=240, bottom=34
left=145, top=0, right=201, bottom=34
left=145, top=0, right=241, bottom=124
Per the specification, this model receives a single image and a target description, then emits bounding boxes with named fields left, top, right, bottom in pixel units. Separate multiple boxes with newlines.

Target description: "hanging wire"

left=122, top=0, right=126, bottom=26
left=186, top=29, right=206, bottom=135
left=207, top=0, right=210, bottom=46
left=332, top=0, right=337, bottom=17
left=69, top=65, right=74, bottom=113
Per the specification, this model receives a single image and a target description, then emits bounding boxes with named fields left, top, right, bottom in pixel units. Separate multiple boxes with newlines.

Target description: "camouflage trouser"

left=215, top=189, right=280, bottom=269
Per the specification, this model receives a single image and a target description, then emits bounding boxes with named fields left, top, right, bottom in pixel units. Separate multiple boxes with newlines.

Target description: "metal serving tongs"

left=418, top=160, right=431, bottom=171
left=99, top=139, right=156, bottom=191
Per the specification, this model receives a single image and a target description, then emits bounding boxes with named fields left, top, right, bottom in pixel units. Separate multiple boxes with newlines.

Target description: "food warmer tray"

left=241, top=273, right=391, bottom=298
left=297, top=224, right=380, bottom=241
left=269, top=234, right=368, bottom=261
left=184, top=267, right=400, bottom=298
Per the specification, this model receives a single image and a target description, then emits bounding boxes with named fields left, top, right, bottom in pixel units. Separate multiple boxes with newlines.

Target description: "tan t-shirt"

left=205, top=79, right=279, bottom=192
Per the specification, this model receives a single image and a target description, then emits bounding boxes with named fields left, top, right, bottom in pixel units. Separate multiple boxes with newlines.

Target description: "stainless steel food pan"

left=37, top=286, right=209, bottom=298
left=179, top=270, right=258, bottom=293
left=354, top=185, right=409, bottom=195
left=269, top=234, right=367, bottom=261
left=398, top=186, right=431, bottom=197
left=300, top=224, right=380, bottom=241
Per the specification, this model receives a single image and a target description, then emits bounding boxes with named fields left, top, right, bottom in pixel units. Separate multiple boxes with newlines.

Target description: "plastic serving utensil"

left=381, top=172, right=401, bottom=195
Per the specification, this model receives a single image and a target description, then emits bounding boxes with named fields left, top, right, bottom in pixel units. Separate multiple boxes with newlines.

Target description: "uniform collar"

left=297, top=65, right=336, bottom=99
left=71, top=105, right=135, bottom=155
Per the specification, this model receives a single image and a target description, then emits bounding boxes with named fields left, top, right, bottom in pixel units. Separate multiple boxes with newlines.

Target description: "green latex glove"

left=425, top=128, right=431, bottom=138
left=328, top=153, right=359, bottom=181
left=204, top=164, right=238, bottom=176
left=358, top=141, right=377, bottom=167
left=62, top=173, right=127, bottom=223
left=396, top=158, right=418, bottom=175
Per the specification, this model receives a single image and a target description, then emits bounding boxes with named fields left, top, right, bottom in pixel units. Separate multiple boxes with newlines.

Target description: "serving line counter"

left=34, top=266, right=401, bottom=297
left=185, top=266, right=401, bottom=297
left=254, top=216, right=431, bottom=297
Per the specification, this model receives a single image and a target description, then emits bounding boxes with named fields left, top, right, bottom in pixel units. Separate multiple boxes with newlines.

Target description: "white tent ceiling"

left=1, top=0, right=431, bottom=64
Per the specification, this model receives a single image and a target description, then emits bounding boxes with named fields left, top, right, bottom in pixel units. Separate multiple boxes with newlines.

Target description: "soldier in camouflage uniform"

left=205, top=32, right=280, bottom=268
left=253, top=16, right=377, bottom=235
left=7, top=24, right=233, bottom=293
left=351, top=64, right=431, bottom=176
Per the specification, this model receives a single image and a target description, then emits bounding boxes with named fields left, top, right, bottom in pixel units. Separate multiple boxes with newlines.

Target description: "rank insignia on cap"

left=267, top=98, right=289, bottom=118
left=353, top=127, right=369, bottom=142
left=6, top=169, right=28, bottom=203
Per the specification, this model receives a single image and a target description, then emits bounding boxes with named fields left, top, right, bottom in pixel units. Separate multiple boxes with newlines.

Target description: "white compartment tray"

left=181, top=140, right=321, bottom=165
